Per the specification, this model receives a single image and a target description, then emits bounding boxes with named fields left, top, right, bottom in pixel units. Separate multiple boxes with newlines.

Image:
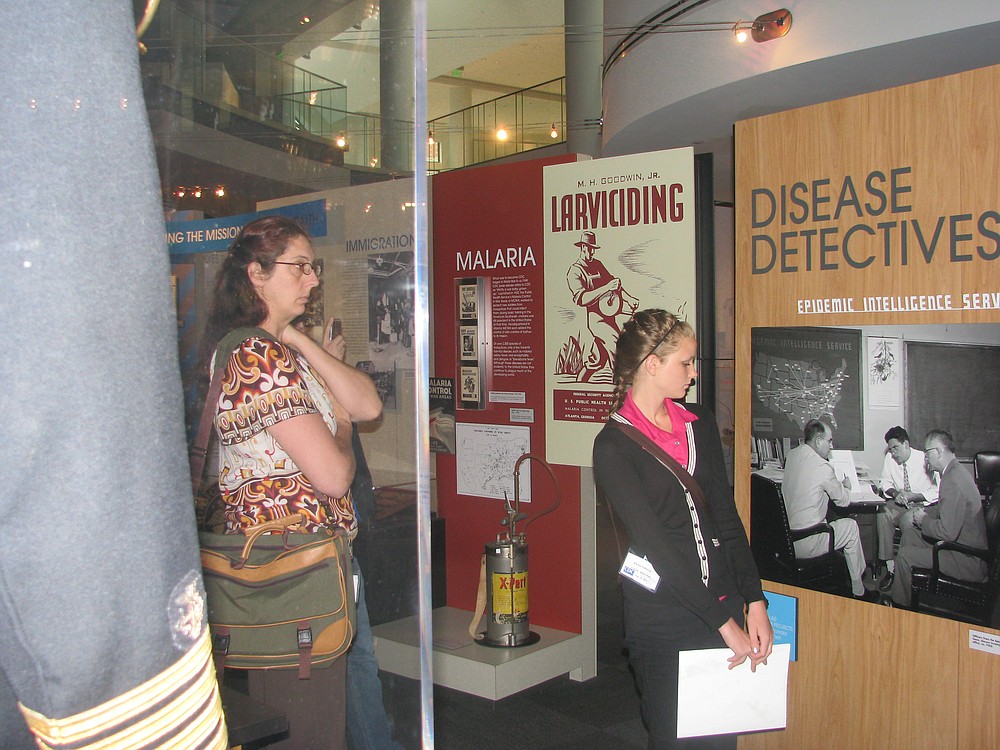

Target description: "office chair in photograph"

left=749, top=473, right=853, bottom=596
left=910, top=488, right=1000, bottom=627
left=974, top=451, right=1000, bottom=506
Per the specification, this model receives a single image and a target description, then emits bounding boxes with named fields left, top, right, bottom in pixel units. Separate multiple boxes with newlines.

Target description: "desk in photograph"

left=752, top=468, right=885, bottom=572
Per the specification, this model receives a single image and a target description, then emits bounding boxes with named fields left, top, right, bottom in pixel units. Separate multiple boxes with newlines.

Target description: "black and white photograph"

left=460, top=364, right=480, bottom=403
left=749, top=323, right=1000, bottom=625
left=459, top=325, right=478, bottom=360
left=459, top=282, right=478, bottom=320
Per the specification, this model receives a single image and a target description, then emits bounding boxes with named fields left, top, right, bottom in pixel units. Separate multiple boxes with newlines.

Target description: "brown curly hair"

left=607, top=309, right=694, bottom=415
left=205, top=216, right=310, bottom=337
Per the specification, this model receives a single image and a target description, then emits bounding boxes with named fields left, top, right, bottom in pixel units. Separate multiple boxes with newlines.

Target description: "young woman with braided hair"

left=593, top=309, right=772, bottom=749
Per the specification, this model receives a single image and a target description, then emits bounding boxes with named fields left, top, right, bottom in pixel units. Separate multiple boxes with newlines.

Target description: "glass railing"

left=427, top=77, right=566, bottom=172
left=276, top=92, right=413, bottom=171
left=140, top=1, right=365, bottom=165
left=141, top=1, right=559, bottom=176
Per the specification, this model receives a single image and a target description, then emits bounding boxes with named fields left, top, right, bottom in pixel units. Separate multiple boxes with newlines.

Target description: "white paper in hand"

left=676, top=643, right=790, bottom=739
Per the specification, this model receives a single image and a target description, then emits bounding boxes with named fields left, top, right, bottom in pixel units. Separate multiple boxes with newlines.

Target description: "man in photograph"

left=890, top=429, right=988, bottom=608
left=875, top=426, right=939, bottom=591
left=782, top=419, right=874, bottom=600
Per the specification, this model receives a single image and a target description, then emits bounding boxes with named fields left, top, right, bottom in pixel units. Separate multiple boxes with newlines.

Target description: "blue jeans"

left=347, top=559, right=404, bottom=750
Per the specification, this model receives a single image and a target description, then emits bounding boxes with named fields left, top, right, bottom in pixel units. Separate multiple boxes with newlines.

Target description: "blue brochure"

left=763, top=590, right=798, bottom=661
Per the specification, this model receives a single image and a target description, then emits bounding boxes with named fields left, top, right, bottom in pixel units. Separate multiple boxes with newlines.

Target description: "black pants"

left=624, top=589, right=744, bottom=750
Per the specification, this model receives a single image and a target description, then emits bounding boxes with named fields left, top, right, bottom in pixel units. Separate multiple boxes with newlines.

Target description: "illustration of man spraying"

left=565, top=231, right=639, bottom=382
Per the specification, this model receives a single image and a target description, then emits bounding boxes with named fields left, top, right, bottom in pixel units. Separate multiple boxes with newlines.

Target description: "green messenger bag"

left=200, top=514, right=356, bottom=679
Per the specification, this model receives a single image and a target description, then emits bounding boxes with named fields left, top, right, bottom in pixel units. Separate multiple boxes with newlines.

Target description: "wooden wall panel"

left=735, top=65, right=1000, bottom=749
left=741, top=583, right=959, bottom=750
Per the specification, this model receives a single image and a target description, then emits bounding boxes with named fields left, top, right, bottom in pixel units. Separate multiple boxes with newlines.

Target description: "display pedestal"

left=372, top=606, right=595, bottom=701
left=373, top=470, right=598, bottom=701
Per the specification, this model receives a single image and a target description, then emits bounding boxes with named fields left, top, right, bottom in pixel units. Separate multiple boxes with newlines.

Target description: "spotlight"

left=734, top=25, right=749, bottom=44
left=335, top=132, right=349, bottom=150
left=750, top=9, right=792, bottom=43
left=215, top=186, right=226, bottom=198
left=496, top=127, right=508, bottom=141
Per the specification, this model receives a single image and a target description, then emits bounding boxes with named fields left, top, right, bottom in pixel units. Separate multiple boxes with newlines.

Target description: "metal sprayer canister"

left=484, top=537, right=530, bottom=646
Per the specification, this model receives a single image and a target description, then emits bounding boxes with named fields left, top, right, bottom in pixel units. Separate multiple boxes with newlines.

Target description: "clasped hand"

left=718, top=601, right=773, bottom=672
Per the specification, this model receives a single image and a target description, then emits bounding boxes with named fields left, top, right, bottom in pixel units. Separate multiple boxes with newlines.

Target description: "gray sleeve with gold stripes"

left=0, top=2, right=225, bottom=747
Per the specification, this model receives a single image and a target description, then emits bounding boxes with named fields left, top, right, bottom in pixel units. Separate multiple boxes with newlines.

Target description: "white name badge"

left=620, top=549, right=660, bottom=592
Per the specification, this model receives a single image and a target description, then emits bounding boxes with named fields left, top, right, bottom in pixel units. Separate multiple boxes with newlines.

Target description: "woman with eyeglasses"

left=204, top=215, right=381, bottom=749
left=593, top=309, right=772, bottom=750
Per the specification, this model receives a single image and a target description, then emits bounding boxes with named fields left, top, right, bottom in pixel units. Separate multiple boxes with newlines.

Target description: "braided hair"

left=607, top=309, right=694, bottom=415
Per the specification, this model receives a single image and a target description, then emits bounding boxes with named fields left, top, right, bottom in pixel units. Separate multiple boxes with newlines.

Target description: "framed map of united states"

left=750, top=326, right=863, bottom=451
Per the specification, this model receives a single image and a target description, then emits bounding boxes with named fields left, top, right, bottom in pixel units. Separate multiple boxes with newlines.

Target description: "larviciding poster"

left=543, top=148, right=696, bottom=466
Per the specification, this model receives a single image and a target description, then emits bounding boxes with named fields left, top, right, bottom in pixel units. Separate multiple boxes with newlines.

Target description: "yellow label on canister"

left=490, top=571, right=528, bottom=616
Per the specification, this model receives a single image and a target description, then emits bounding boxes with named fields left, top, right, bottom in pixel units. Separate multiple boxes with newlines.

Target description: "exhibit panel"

left=736, top=64, right=1000, bottom=749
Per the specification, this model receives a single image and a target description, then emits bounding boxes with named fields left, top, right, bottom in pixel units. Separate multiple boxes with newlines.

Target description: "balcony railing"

left=427, top=77, right=566, bottom=172
left=141, top=2, right=562, bottom=175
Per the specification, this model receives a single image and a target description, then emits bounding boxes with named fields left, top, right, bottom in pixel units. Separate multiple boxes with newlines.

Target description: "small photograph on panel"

left=460, top=365, right=481, bottom=403
left=748, top=323, right=1000, bottom=627
left=366, top=252, right=414, bottom=371
left=459, top=283, right=479, bottom=320
left=460, top=325, right=478, bottom=360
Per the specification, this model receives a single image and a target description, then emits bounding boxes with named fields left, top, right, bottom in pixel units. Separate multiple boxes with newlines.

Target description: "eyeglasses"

left=926, top=446, right=944, bottom=457
left=273, top=260, right=320, bottom=277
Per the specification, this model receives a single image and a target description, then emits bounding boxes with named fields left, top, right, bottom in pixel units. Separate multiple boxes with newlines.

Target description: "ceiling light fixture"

left=605, top=9, right=793, bottom=78
left=335, top=132, right=349, bottom=150
left=496, top=127, right=508, bottom=142
left=550, top=124, right=559, bottom=139
left=748, top=9, right=792, bottom=43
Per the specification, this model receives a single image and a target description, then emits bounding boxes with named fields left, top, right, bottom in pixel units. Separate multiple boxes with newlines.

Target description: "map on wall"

left=455, top=422, right=531, bottom=502
left=750, top=326, right=863, bottom=450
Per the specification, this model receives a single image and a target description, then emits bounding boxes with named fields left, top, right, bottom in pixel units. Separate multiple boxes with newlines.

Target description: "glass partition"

left=143, top=0, right=430, bottom=746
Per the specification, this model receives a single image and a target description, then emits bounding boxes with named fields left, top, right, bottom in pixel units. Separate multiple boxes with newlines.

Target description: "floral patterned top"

left=213, top=333, right=356, bottom=536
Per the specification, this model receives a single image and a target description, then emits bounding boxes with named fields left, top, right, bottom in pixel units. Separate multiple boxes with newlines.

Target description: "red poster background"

left=432, top=155, right=584, bottom=633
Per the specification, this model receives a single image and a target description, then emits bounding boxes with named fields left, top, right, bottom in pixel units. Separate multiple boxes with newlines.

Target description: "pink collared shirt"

left=619, top=390, right=698, bottom=469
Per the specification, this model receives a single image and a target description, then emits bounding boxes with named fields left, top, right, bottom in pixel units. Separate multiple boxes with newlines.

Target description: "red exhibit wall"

left=432, top=154, right=584, bottom=633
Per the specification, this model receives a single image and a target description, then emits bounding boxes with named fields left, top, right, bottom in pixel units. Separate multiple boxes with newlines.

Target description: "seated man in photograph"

left=876, top=426, right=939, bottom=591
left=782, top=419, right=874, bottom=600
left=890, top=429, right=989, bottom=609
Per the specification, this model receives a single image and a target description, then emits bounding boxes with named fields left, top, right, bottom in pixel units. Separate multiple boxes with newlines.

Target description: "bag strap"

left=607, top=417, right=710, bottom=510
left=189, top=363, right=226, bottom=499
left=468, top=554, right=488, bottom=641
